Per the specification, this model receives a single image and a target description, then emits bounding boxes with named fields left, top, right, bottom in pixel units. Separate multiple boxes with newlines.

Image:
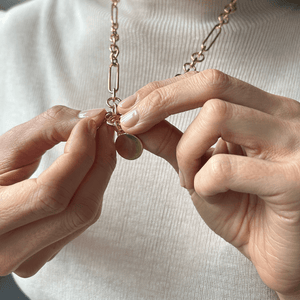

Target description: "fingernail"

left=88, top=119, right=97, bottom=138
left=119, top=94, right=137, bottom=109
left=120, top=110, right=139, bottom=128
left=179, top=170, right=186, bottom=188
left=78, top=108, right=104, bottom=119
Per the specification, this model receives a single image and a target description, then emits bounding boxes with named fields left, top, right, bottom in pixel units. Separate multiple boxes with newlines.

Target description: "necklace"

left=105, top=0, right=237, bottom=160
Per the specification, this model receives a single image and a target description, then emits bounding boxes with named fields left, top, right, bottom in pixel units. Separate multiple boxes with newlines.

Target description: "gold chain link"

left=106, top=0, right=238, bottom=126
left=108, top=0, right=120, bottom=96
left=181, top=0, right=237, bottom=74
left=106, top=0, right=122, bottom=130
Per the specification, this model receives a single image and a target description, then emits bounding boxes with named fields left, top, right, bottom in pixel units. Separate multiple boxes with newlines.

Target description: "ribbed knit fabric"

left=0, top=0, right=299, bottom=299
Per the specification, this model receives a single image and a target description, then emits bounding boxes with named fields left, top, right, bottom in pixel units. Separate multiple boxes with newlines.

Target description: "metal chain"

left=180, top=0, right=237, bottom=74
left=106, top=0, right=122, bottom=130
left=106, top=0, right=238, bottom=124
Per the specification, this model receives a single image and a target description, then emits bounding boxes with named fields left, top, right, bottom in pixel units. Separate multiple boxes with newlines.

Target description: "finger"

left=226, top=141, right=245, bottom=156
left=193, top=154, right=290, bottom=204
left=191, top=154, right=296, bottom=256
left=14, top=224, right=89, bottom=278
left=119, top=69, right=286, bottom=134
left=0, top=106, right=105, bottom=185
left=137, top=120, right=182, bottom=172
left=14, top=123, right=116, bottom=278
left=63, top=122, right=116, bottom=231
left=13, top=123, right=115, bottom=278
left=200, top=139, right=245, bottom=174
left=118, top=71, right=198, bottom=114
left=177, top=99, right=293, bottom=189
left=212, top=139, right=245, bottom=157
left=212, top=138, right=228, bottom=156
left=0, top=112, right=106, bottom=235
left=0, top=122, right=115, bottom=276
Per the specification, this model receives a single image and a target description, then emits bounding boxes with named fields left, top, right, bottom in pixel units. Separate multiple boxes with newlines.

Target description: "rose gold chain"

left=106, top=0, right=122, bottom=131
left=181, top=0, right=237, bottom=74
left=106, top=0, right=238, bottom=123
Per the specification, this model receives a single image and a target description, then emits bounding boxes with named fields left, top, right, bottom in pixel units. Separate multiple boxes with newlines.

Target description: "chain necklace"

left=105, top=0, right=237, bottom=160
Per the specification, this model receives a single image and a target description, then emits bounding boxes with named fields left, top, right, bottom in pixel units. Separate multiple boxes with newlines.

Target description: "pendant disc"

left=115, top=133, right=143, bottom=160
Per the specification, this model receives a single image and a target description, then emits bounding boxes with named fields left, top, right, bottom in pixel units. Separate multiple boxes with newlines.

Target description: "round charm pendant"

left=115, top=133, right=143, bottom=160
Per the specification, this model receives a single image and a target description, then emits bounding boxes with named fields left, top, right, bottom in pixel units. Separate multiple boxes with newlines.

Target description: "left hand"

left=118, top=69, right=300, bottom=299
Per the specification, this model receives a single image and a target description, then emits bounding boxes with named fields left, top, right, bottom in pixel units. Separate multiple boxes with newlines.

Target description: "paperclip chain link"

left=106, top=0, right=122, bottom=130
left=179, top=0, right=237, bottom=75
left=106, top=0, right=238, bottom=125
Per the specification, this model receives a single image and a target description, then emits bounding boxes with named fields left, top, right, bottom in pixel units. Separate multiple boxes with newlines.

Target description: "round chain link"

left=178, top=0, right=237, bottom=75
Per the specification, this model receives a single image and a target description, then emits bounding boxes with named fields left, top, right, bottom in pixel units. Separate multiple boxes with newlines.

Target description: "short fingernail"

left=179, top=170, right=186, bottom=188
left=120, top=110, right=139, bottom=128
left=119, top=94, right=137, bottom=109
left=78, top=108, right=104, bottom=119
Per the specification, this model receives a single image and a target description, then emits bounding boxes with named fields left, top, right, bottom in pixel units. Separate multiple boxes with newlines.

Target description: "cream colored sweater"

left=0, top=0, right=299, bottom=299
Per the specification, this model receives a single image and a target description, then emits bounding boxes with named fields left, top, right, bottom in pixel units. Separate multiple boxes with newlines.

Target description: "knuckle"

left=137, top=81, right=161, bottom=99
left=141, top=88, right=171, bottom=120
left=209, top=154, right=232, bottom=182
left=279, top=97, right=300, bottom=120
left=68, top=198, right=100, bottom=229
left=146, top=89, right=165, bottom=110
left=200, top=69, right=231, bottom=92
left=202, top=99, right=229, bottom=124
left=33, top=182, right=70, bottom=215
left=138, top=84, right=173, bottom=120
left=194, top=155, right=231, bottom=198
left=39, top=105, right=76, bottom=146
left=43, top=125, right=62, bottom=146
left=43, top=105, right=69, bottom=121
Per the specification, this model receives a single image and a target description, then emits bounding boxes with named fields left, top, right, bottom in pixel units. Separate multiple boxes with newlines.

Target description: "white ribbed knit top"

left=0, top=0, right=299, bottom=299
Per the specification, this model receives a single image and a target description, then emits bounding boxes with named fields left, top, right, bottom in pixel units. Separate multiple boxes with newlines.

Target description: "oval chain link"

left=106, top=0, right=238, bottom=126
left=180, top=0, right=237, bottom=75
left=106, top=0, right=122, bottom=130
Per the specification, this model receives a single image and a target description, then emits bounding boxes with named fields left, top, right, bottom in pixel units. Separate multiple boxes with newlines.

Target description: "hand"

left=0, top=106, right=116, bottom=278
left=118, top=70, right=300, bottom=299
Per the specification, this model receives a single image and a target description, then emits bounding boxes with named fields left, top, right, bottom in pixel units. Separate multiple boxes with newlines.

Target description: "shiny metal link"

left=179, top=0, right=237, bottom=75
left=191, top=52, right=205, bottom=63
left=108, top=63, right=119, bottom=93
left=202, top=25, right=222, bottom=52
left=107, top=96, right=121, bottom=109
left=111, top=3, right=118, bottom=27
left=108, top=0, right=120, bottom=96
left=106, top=0, right=122, bottom=129
left=105, top=111, right=124, bottom=134
left=105, top=0, right=238, bottom=126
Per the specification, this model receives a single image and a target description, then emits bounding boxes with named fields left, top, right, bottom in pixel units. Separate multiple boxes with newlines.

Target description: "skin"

left=1, top=70, right=299, bottom=299
left=0, top=106, right=116, bottom=277
left=118, top=69, right=300, bottom=299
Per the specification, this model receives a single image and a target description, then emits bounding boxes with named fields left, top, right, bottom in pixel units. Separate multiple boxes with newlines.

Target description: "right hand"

left=0, top=106, right=116, bottom=278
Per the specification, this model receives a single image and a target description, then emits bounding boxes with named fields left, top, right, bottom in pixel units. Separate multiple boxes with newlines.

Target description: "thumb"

left=137, top=120, right=182, bottom=172
left=0, top=106, right=105, bottom=184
